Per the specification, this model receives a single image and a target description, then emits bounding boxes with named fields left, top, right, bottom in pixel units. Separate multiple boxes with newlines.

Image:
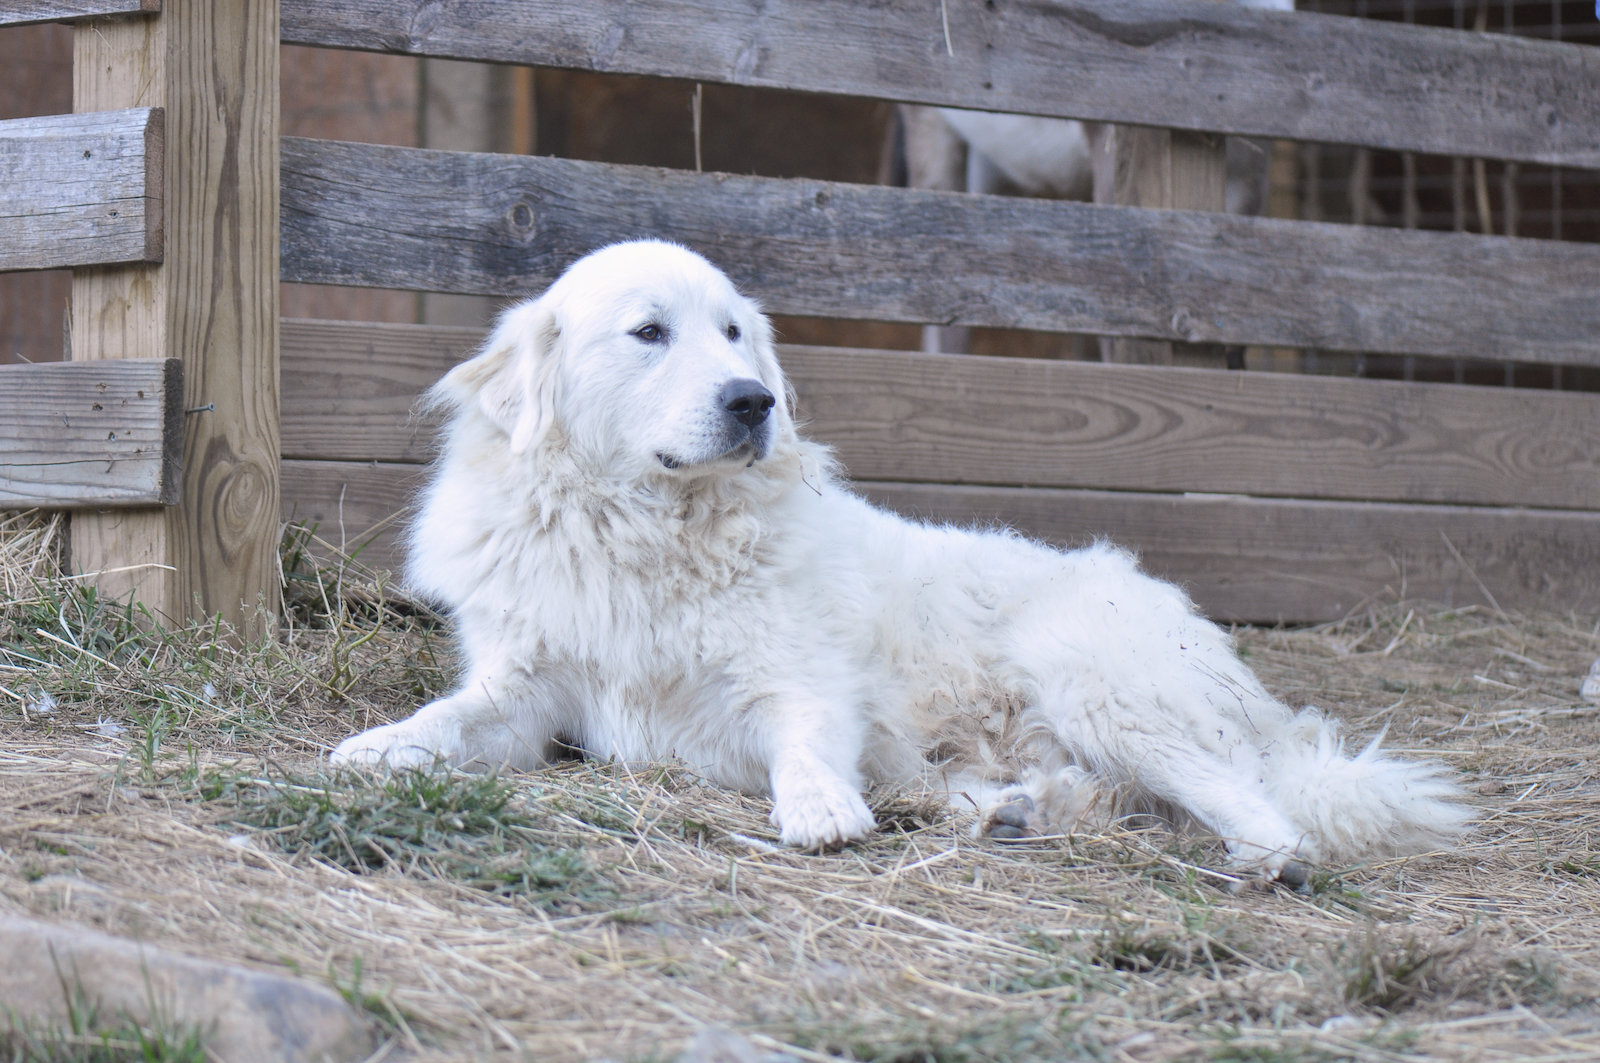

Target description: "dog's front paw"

left=331, top=721, right=450, bottom=769
left=772, top=781, right=876, bottom=851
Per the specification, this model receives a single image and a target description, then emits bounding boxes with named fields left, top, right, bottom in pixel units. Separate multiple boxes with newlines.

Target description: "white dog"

left=333, top=241, right=1468, bottom=884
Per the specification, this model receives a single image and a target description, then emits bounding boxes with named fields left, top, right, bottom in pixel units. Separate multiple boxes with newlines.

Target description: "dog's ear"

left=429, top=298, right=561, bottom=454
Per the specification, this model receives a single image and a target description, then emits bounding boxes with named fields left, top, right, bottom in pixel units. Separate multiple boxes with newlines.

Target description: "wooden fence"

left=4, top=0, right=1598, bottom=626
left=0, top=0, right=278, bottom=639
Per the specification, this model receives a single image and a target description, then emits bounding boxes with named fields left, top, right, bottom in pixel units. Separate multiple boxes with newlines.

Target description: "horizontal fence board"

left=0, top=0, right=157, bottom=26
left=792, top=347, right=1600, bottom=512
left=862, top=484, right=1600, bottom=623
left=281, top=319, right=480, bottom=464
left=0, top=108, right=162, bottom=272
left=0, top=359, right=182, bottom=508
left=279, top=459, right=1600, bottom=623
left=280, top=0, right=1600, bottom=168
left=281, top=139, right=1600, bottom=366
left=281, top=320, right=1600, bottom=512
left=280, top=458, right=427, bottom=564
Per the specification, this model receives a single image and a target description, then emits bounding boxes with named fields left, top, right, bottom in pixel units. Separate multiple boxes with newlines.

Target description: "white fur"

left=333, top=240, right=1469, bottom=876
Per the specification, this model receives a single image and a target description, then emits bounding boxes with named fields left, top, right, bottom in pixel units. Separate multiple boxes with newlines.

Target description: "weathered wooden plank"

left=1091, top=124, right=1227, bottom=366
left=793, top=347, right=1600, bottom=513
left=280, top=139, right=1600, bottom=366
left=279, top=0, right=1600, bottom=168
left=70, top=0, right=280, bottom=638
left=280, top=458, right=427, bottom=563
left=862, top=484, right=1600, bottom=624
left=0, top=108, right=162, bottom=272
left=278, top=458, right=1600, bottom=623
left=280, top=319, right=479, bottom=464
left=278, top=321, right=1600, bottom=513
left=0, top=0, right=157, bottom=27
left=0, top=359, right=181, bottom=508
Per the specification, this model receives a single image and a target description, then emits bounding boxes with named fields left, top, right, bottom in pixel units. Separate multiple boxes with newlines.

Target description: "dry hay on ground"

left=1, top=511, right=1598, bottom=1062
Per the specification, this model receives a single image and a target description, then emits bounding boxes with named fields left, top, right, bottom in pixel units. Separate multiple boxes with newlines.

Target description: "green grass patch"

left=198, top=765, right=607, bottom=908
left=1, top=974, right=208, bottom=1063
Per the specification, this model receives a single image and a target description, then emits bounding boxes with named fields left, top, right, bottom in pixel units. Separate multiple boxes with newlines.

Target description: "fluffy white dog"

left=333, top=240, right=1468, bottom=884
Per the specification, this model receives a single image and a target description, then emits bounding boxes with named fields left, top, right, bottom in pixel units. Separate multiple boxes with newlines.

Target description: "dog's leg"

left=331, top=678, right=558, bottom=771
left=1011, top=686, right=1309, bottom=882
left=976, top=763, right=1107, bottom=840
left=986, top=740, right=1305, bottom=882
left=1128, top=743, right=1307, bottom=884
left=762, top=697, right=877, bottom=850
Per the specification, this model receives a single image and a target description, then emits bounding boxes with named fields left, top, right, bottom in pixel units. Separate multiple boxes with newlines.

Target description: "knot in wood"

left=1169, top=308, right=1200, bottom=341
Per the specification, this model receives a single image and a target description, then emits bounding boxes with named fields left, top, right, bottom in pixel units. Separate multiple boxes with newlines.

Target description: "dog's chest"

left=528, top=623, right=773, bottom=791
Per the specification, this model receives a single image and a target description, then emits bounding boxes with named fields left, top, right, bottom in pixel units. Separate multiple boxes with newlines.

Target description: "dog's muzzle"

left=656, top=379, right=776, bottom=471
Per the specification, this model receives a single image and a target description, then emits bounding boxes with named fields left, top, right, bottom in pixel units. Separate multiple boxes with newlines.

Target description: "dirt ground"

left=2, top=511, right=1599, bottom=1062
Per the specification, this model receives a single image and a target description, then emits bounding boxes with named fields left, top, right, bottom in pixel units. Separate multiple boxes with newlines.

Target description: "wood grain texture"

left=69, top=14, right=173, bottom=620
left=0, top=0, right=157, bottom=27
left=0, top=359, right=181, bottom=508
left=279, top=458, right=427, bottom=562
left=790, top=347, right=1600, bottom=513
left=0, top=107, right=162, bottom=271
left=280, top=138, right=1600, bottom=366
left=278, top=459, right=1600, bottom=623
left=860, top=483, right=1600, bottom=623
left=278, top=0, right=1600, bottom=167
left=280, top=319, right=479, bottom=464
left=1091, top=124, right=1226, bottom=366
left=278, top=321, right=1600, bottom=513
left=70, top=0, right=280, bottom=637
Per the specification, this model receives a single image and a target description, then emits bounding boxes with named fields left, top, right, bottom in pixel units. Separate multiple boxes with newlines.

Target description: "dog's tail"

left=1264, top=715, right=1473, bottom=863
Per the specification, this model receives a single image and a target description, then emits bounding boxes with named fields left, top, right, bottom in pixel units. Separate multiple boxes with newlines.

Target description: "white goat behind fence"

left=898, top=0, right=1295, bottom=353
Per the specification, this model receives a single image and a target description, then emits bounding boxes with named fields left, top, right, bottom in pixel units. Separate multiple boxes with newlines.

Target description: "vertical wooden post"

left=70, top=0, right=280, bottom=640
left=1091, top=124, right=1227, bottom=367
left=419, top=57, right=508, bottom=328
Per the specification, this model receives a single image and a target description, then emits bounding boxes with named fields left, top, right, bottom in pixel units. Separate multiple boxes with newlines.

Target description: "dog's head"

left=431, top=241, right=792, bottom=479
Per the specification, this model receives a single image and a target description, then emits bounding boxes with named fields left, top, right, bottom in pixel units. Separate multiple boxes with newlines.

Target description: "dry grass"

left=2, top=511, right=1599, bottom=1062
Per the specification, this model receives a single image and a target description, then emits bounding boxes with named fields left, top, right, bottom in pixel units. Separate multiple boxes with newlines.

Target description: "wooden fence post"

left=69, top=0, right=280, bottom=639
left=1091, top=124, right=1227, bottom=367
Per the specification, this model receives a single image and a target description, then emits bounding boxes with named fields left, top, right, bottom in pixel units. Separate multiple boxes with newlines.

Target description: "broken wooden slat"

left=0, top=359, right=182, bottom=508
left=0, top=107, right=162, bottom=272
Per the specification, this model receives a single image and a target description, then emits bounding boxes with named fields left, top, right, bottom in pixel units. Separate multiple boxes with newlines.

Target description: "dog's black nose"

left=721, top=378, right=775, bottom=429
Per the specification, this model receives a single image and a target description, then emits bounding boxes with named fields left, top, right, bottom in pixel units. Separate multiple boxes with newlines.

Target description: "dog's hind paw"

left=1274, top=859, right=1312, bottom=893
left=1226, top=840, right=1315, bottom=894
left=978, top=793, right=1037, bottom=841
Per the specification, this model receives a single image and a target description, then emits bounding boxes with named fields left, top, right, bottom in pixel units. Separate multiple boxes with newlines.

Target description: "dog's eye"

left=726, top=322, right=741, bottom=341
left=632, top=323, right=665, bottom=343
